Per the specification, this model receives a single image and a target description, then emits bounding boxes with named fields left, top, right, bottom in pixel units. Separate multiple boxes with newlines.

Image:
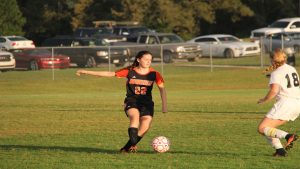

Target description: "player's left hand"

left=257, top=98, right=265, bottom=104
left=76, top=70, right=83, bottom=76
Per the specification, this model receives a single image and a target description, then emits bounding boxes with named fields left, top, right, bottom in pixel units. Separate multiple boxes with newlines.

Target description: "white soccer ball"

left=151, top=136, right=170, bottom=153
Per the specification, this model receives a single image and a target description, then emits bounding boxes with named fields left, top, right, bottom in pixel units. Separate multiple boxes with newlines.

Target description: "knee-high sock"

left=128, top=127, right=138, bottom=145
left=265, top=136, right=283, bottom=149
left=123, top=136, right=143, bottom=149
left=263, top=127, right=288, bottom=139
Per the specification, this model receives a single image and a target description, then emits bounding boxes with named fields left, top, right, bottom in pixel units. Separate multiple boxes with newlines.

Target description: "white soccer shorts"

left=266, top=98, right=300, bottom=121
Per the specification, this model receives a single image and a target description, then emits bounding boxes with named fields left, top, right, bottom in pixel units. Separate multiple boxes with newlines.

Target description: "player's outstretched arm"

left=158, top=83, right=167, bottom=113
left=257, top=83, right=279, bottom=104
left=76, top=69, right=115, bottom=77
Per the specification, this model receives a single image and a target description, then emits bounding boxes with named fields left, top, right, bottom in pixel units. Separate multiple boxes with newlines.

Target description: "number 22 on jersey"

left=135, top=86, right=147, bottom=95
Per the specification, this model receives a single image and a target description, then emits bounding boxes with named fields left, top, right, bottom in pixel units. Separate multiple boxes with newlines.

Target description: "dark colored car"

left=12, top=48, right=70, bottom=70
left=41, top=36, right=129, bottom=67
left=112, top=26, right=153, bottom=42
left=74, top=27, right=126, bottom=43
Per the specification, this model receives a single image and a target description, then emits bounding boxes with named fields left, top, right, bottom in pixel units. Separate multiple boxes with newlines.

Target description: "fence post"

left=51, top=47, right=55, bottom=80
left=209, top=43, right=213, bottom=72
left=260, top=36, right=264, bottom=68
left=160, top=44, right=164, bottom=75
left=281, top=34, right=284, bottom=50
left=108, top=46, right=111, bottom=71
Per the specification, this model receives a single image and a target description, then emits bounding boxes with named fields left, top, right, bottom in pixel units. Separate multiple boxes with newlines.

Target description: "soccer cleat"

left=120, top=147, right=129, bottom=153
left=273, top=148, right=287, bottom=157
left=119, top=145, right=137, bottom=153
left=285, top=134, right=299, bottom=151
left=128, top=145, right=137, bottom=153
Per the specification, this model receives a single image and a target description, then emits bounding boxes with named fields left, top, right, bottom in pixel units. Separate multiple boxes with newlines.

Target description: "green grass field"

left=1, top=62, right=300, bottom=169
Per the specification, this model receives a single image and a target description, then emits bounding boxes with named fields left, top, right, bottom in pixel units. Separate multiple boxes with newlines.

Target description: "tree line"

left=1, top=0, right=300, bottom=45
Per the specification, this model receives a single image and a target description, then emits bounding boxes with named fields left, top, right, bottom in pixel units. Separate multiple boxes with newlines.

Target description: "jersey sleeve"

left=115, top=69, right=129, bottom=78
left=155, top=71, right=164, bottom=85
left=269, top=72, right=282, bottom=86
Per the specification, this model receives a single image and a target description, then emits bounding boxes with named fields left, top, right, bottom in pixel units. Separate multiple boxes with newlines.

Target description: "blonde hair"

left=263, top=49, right=286, bottom=73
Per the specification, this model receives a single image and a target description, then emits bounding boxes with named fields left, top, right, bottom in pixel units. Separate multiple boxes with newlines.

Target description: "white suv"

left=250, top=17, right=300, bottom=42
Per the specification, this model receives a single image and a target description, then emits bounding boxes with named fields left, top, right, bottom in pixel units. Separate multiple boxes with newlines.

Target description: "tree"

left=0, top=0, right=25, bottom=35
left=112, top=0, right=196, bottom=39
left=112, top=0, right=254, bottom=38
left=17, top=0, right=74, bottom=45
left=71, top=0, right=93, bottom=29
left=144, top=0, right=195, bottom=39
left=111, top=0, right=149, bottom=22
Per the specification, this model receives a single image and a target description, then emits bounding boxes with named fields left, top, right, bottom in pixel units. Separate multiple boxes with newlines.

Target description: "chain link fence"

left=27, top=37, right=298, bottom=80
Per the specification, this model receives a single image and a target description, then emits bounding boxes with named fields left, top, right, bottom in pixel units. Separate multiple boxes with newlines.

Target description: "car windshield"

left=269, top=21, right=289, bottom=28
left=74, top=39, right=96, bottom=46
left=8, top=37, right=27, bottom=41
left=128, top=27, right=150, bottom=34
left=158, top=35, right=183, bottom=44
left=218, top=36, right=239, bottom=42
left=96, top=28, right=112, bottom=34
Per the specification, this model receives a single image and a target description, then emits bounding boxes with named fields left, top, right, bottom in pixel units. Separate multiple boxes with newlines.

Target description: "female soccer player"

left=257, top=49, right=299, bottom=157
left=76, top=51, right=167, bottom=153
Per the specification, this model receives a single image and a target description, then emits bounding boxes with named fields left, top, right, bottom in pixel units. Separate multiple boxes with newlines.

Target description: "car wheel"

left=187, top=56, right=200, bottom=62
left=163, top=51, right=173, bottom=63
left=115, top=63, right=124, bottom=67
left=29, top=60, right=39, bottom=70
left=85, top=57, right=96, bottom=68
left=77, top=63, right=85, bottom=68
left=224, top=49, right=234, bottom=58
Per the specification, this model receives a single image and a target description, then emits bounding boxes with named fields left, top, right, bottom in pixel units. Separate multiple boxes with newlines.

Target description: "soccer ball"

left=151, top=136, right=170, bottom=153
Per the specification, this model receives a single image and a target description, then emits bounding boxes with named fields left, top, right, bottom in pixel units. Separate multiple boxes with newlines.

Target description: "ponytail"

left=263, top=49, right=286, bottom=74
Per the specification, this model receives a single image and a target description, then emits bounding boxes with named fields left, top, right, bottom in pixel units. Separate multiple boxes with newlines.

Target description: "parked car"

left=112, top=26, right=153, bottom=42
left=41, top=36, right=129, bottom=67
left=0, top=50, right=15, bottom=72
left=187, top=34, right=260, bottom=58
left=0, top=36, right=35, bottom=50
left=250, top=17, right=300, bottom=43
left=112, top=32, right=202, bottom=63
left=263, top=32, right=300, bottom=52
left=74, top=27, right=126, bottom=43
left=12, top=48, right=70, bottom=70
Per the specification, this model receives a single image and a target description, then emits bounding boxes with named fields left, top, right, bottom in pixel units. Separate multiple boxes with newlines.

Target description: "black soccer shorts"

left=124, top=97, right=154, bottom=117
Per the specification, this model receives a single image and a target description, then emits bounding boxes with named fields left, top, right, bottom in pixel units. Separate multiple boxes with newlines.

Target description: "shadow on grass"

left=170, top=110, right=264, bottom=115
left=1, top=144, right=268, bottom=157
left=0, top=144, right=119, bottom=154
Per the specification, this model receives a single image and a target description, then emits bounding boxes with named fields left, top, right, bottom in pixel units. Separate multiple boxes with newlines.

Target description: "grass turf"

left=0, top=63, right=300, bottom=169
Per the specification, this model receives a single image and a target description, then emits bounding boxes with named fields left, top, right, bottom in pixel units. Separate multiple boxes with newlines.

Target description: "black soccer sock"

left=122, top=136, right=143, bottom=149
left=136, top=136, right=143, bottom=144
left=285, top=134, right=292, bottom=140
left=128, top=127, right=138, bottom=145
left=122, top=140, right=132, bottom=150
left=122, top=128, right=139, bottom=150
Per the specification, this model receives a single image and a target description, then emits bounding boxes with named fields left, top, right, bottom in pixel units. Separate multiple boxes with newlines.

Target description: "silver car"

left=262, top=32, right=300, bottom=52
left=187, top=34, right=260, bottom=58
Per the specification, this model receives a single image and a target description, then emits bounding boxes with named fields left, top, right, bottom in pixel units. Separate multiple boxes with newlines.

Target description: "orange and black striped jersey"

left=115, top=67, right=164, bottom=101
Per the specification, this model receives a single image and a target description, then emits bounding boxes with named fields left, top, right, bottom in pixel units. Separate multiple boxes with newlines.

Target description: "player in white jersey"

left=257, top=49, right=300, bottom=157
